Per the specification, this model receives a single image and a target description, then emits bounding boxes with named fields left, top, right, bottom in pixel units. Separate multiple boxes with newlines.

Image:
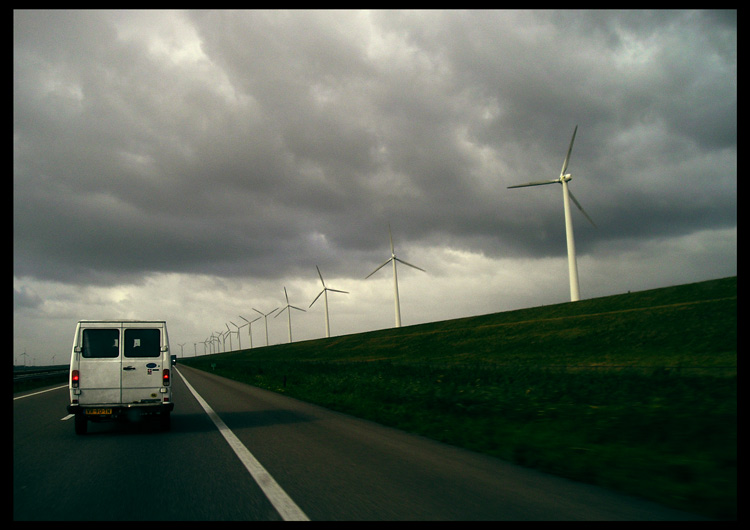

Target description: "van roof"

left=76, top=320, right=167, bottom=324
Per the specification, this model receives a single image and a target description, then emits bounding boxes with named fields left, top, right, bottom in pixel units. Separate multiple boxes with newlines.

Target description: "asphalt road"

left=14, top=364, right=706, bottom=521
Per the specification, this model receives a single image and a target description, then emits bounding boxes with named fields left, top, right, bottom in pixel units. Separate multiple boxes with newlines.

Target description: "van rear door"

left=121, top=324, right=166, bottom=404
left=77, top=325, right=122, bottom=405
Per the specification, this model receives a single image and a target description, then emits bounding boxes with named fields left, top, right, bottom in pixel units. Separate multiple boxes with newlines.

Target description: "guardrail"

left=13, top=368, right=69, bottom=383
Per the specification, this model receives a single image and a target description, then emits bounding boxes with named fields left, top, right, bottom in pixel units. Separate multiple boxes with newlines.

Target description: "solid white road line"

left=61, top=414, right=75, bottom=421
left=13, top=384, right=68, bottom=400
left=175, top=367, right=309, bottom=522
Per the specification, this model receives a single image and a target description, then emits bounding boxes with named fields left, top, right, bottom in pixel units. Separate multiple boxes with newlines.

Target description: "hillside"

left=193, top=276, right=736, bottom=370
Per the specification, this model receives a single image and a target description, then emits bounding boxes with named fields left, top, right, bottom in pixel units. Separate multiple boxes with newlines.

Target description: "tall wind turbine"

left=275, top=287, right=306, bottom=343
left=310, top=265, right=349, bottom=338
left=239, top=314, right=261, bottom=348
left=253, top=307, right=279, bottom=346
left=365, top=224, right=426, bottom=327
left=507, top=125, right=596, bottom=302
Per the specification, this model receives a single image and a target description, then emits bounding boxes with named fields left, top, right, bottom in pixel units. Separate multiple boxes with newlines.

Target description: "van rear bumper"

left=67, top=402, right=174, bottom=417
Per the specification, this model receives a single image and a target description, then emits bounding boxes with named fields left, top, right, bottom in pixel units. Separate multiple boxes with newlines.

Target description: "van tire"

left=160, top=411, right=171, bottom=431
left=74, top=413, right=87, bottom=435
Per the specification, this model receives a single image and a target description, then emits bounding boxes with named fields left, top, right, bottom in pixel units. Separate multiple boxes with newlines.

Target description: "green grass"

left=175, top=276, right=734, bottom=519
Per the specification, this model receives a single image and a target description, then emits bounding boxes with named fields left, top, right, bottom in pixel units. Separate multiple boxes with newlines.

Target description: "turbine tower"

left=310, top=265, right=349, bottom=338
left=253, top=307, right=279, bottom=346
left=275, top=287, right=306, bottom=343
left=365, top=224, right=425, bottom=327
left=239, top=314, right=261, bottom=348
left=507, top=125, right=596, bottom=302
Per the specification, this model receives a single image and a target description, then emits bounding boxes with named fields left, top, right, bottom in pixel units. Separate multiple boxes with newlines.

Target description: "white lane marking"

left=176, top=367, right=309, bottom=522
left=61, top=414, right=75, bottom=421
left=13, top=384, right=68, bottom=400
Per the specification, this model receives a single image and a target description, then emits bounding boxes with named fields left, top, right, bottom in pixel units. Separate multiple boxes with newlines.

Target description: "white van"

left=67, top=320, right=174, bottom=434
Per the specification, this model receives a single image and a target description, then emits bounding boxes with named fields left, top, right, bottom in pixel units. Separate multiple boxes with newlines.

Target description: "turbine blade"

left=560, top=124, right=578, bottom=177
left=396, top=257, right=426, bottom=272
left=365, top=258, right=393, bottom=279
left=508, top=179, right=559, bottom=189
left=284, top=287, right=290, bottom=304
left=290, top=305, right=306, bottom=312
left=328, top=288, right=349, bottom=294
left=253, top=308, right=264, bottom=316
left=316, top=265, right=325, bottom=286
left=239, top=315, right=249, bottom=323
left=568, top=190, right=597, bottom=227
left=388, top=224, right=395, bottom=255
left=310, top=290, right=325, bottom=307
left=274, top=306, right=288, bottom=318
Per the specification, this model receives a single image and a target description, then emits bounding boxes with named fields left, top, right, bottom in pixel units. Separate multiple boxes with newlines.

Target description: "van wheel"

left=160, top=411, right=171, bottom=431
left=74, top=414, right=88, bottom=435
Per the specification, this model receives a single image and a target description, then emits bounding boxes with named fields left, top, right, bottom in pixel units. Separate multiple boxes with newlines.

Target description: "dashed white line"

left=176, top=367, right=309, bottom=522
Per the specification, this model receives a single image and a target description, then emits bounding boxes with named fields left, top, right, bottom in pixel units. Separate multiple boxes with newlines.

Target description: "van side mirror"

left=160, top=346, right=169, bottom=352
left=74, top=346, right=82, bottom=353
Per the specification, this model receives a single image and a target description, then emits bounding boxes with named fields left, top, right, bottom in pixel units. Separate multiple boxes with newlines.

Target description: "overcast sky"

left=14, top=10, right=736, bottom=365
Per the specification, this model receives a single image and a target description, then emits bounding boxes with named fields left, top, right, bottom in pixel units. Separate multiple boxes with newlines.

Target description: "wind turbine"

left=239, top=315, right=262, bottom=348
left=365, top=224, right=426, bottom=327
left=224, top=328, right=233, bottom=351
left=253, top=307, right=279, bottom=346
left=275, top=287, right=306, bottom=343
left=507, top=125, right=596, bottom=302
left=214, top=330, right=224, bottom=353
left=310, top=265, right=348, bottom=338
left=231, top=320, right=247, bottom=350
left=225, top=323, right=234, bottom=351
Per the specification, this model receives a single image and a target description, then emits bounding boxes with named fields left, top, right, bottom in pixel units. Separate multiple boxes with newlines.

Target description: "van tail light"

left=72, top=370, right=80, bottom=388
left=162, top=368, right=170, bottom=386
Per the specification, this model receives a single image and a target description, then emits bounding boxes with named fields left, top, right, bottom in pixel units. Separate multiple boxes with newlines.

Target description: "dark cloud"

left=13, top=10, right=735, bottom=353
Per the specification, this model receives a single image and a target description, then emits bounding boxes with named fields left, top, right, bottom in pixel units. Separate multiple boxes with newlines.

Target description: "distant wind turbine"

left=253, top=307, right=279, bottom=346
left=239, top=314, right=262, bottom=348
left=275, top=287, right=306, bottom=343
left=507, top=125, right=596, bottom=302
left=231, top=320, right=247, bottom=350
left=225, top=323, right=234, bottom=351
left=365, top=224, right=425, bottom=327
left=214, top=330, right=224, bottom=353
left=310, top=265, right=349, bottom=338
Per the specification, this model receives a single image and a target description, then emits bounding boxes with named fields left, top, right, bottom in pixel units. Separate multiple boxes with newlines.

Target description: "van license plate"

left=85, top=408, right=112, bottom=415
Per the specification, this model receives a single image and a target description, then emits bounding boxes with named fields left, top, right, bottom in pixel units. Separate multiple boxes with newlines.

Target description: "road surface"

left=13, top=364, right=706, bottom=520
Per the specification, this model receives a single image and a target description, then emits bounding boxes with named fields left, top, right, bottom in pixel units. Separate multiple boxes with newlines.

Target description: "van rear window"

left=124, top=329, right=161, bottom=358
left=82, top=329, right=120, bottom=358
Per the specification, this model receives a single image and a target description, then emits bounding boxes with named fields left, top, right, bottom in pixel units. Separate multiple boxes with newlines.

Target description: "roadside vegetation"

left=182, top=276, right=736, bottom=520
